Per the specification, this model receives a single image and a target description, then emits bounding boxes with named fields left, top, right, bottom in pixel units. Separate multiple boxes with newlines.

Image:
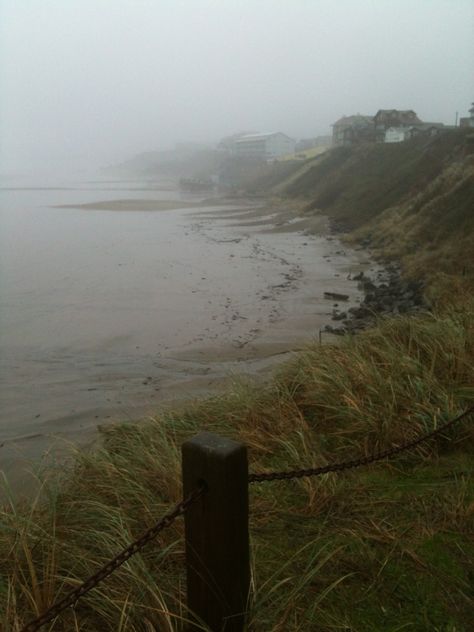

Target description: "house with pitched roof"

left=332, top=114, right=374, bottom=146
left=332, top=109, right=447, bottom=145
left=373, top=109, right=422, bottom=142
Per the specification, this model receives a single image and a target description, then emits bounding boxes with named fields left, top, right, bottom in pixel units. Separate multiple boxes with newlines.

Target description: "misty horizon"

left=1, top=0, right=473, bottom=176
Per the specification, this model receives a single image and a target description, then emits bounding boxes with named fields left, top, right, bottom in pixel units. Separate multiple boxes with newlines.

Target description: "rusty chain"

left=248, top=405, right=474, bottom=483
left=19, top=405, right=473, bottom=630
left=20, top=485, right=205, bottom=632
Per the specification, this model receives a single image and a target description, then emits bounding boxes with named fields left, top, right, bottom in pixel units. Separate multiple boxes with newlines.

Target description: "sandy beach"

left=57, top=198, right=222, bottom=211
left=0, top=185, right=373, bottom=490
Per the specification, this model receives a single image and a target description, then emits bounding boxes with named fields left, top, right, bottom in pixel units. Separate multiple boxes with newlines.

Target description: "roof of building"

left=376, top=109, right=416, bottom=114
left=332, top=115, right=373, bottom=127
left=235, top=132, right=293, bottom=142
left=374, top=109, right=422, bottom=124
left=218, top=131, right=256, bottom=145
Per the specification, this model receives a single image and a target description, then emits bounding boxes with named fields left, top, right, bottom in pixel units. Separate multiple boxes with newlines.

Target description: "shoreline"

left=1, top=194, right=376, bottom=492
left=54, top=194, right=260, bottom=212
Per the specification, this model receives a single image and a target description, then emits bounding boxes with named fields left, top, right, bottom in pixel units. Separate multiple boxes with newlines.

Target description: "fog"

left=1, top=0, right=473, bottom=175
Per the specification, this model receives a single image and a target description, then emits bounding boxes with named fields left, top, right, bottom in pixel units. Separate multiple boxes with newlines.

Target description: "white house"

left=385, top=127, right=407, bottom=143
left=233, top=132, right=296, bottom=160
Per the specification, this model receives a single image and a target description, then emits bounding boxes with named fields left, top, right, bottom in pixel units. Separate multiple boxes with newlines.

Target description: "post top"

left=183, top=431, right=245, bottom=457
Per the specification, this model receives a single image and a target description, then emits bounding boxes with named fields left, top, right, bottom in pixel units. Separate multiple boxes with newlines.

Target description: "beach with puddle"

left=0, top=180, right=372, bottom=489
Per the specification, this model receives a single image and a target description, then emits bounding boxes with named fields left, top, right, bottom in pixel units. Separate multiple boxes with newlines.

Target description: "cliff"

left=256, top=130, right=474, bottom=282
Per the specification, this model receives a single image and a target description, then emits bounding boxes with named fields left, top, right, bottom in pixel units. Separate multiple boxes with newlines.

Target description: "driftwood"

left=324, top=291, right=349, bottom=301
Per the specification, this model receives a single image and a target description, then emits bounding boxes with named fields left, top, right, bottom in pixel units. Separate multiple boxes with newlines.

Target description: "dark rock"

left=362, top=280, right=376, bottom=291
left=345, top=319, right=366, bottom=333
left=351, top=306, right=371, bottom=318
left=398, top=300, right=415, bottom=313
left=381, top=300, right=394, bottom=311
left=325, top=250, right=426, bottom=340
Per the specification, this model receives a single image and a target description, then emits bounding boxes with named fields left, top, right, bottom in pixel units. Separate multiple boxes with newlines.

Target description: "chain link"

left=248, top=405, right=474, bottom=483
left=19, top=405, right=474, bottom=629
left=20, top=486, right=204, bottom=632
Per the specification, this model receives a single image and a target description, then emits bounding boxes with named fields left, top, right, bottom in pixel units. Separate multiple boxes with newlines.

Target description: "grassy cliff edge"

left=1, top=132, right=473, bottom=631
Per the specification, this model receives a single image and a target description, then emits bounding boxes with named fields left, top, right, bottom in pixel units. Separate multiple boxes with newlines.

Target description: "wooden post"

left=182, top=432, right=250, bottom=631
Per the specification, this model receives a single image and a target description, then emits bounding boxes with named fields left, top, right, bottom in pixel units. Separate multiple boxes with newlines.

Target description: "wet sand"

left=0, top=187, right=373, bottom=491
left=57, top=198, right=246, bottom=212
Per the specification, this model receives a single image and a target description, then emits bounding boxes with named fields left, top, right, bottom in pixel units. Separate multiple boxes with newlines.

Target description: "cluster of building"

left=332, top=103, right=474, bottom=146
left=332, top=109, right=444, bottom=145
left=217, top=103, right=474, bottom=161
left=217, top=131, right=335, bottom=161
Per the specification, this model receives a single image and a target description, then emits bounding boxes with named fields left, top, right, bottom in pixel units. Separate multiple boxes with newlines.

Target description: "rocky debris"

left=324, top=267, right=427, bottom=336
left=328, top=220, right=350, bottom=233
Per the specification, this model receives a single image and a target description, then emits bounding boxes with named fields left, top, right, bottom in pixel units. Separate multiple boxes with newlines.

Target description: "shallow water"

left=0, top=178, right=368, bottom=486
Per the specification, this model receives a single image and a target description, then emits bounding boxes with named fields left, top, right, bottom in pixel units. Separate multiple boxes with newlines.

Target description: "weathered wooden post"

left=182, top=432, right=250, bottom=631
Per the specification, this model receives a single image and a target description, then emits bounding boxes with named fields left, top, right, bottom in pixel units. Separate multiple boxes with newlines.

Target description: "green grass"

left=270, top=130, right=474, bottom=282
left=1, top=302, right=473, bottom=631
left=282, top=131, right=471, bottom=225
left=349, top=161, right=474, bottom=281
left=2, top=133, right=474, bottom=629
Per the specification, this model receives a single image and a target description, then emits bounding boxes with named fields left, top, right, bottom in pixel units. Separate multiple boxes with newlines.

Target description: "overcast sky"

left=1, top=0, right=473, bottom=174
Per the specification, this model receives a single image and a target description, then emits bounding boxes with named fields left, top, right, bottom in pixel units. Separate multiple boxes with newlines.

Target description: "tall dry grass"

left=1, top=302, right=473, bottom=630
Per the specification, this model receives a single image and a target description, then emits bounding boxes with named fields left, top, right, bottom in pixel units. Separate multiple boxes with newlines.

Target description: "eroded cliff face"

left=350, top=155, right=474, bottom=279
left=256, top=130, right=474, bottom=281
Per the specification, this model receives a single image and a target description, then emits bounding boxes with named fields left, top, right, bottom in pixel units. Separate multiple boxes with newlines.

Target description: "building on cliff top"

left=373, top=109, right=422, bottom=141
left=460, top=102, right=474, bottom=128
left=332, top=109, right=449, bottom=145
left=385, top=122, right=446, bottom=143
left=332, top=114, right=374, bottom=146
left=232, top=132, right=296, bottom=160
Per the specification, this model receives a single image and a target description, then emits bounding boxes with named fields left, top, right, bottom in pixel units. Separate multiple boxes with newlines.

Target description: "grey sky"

left=1, top=0, right=473, bottom=174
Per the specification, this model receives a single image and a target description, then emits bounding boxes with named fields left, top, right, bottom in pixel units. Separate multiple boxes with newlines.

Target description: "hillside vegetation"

left=276, top=130, right=474, bottom=283
left=2, top=131, right=473, bottom=631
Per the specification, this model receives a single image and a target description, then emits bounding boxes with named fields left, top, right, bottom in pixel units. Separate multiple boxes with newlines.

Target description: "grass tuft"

left=1, top=299, right=473, bottom=630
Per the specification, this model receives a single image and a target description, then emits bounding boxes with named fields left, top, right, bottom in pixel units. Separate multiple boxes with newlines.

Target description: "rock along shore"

left=324, top=238, right=427, bottom=336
